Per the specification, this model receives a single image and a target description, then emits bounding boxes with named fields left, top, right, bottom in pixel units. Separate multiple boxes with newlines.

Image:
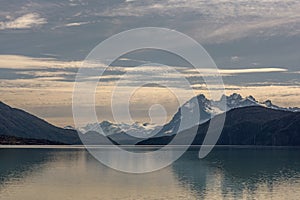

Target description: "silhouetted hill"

left=0, top=101, right=125, bottom=145
left=137, top=106, right=300, bottom=146
left=0, top=101, right=81, bottom=144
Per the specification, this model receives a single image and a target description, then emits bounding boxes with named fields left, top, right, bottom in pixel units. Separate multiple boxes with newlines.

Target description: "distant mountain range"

left=0, top=93, right=299, bottom=146
left=78, top=121, right=162, bottom=145
left=79, top=120, right=161, bottom=137
left=78, top=93, right=300, bottom=140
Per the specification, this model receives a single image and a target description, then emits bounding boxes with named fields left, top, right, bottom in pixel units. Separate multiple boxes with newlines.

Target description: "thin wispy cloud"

left=0, top=55, right=290, bottom=86
left=184, top=67, right=288, bottom=75
left=0, top=55, right=81, bottom=69
left=64, top=22, right=90, bottom=27
left=0, top=13, right=47, bottom=30
left=219, top=68, right=288, bottom=74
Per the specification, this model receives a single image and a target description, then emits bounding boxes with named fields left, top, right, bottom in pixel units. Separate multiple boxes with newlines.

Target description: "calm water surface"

left=0, top=146, right=300, bottom=200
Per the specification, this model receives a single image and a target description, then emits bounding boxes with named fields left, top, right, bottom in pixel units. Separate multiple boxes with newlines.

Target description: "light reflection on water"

left=0, top=147, right=300, bottom=200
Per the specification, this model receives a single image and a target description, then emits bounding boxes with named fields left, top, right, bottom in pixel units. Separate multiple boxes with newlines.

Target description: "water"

left=0, top=146, right=300, bottom=200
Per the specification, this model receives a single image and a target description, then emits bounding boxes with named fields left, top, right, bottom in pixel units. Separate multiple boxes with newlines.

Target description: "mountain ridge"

left=137, top=106, right=300, bottom=146
left=76, top=93, right=299, bottom=139
left=152, top=93, right=300, bottom=137
left=1, top=92, right=299, bottom=146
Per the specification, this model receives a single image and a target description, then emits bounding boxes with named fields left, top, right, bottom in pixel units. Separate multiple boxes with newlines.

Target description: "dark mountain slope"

left=0, top=101, right=80, bottom=144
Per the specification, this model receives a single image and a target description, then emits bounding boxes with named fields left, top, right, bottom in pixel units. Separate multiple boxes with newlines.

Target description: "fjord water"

left=1, top=147, right=300, bottom=200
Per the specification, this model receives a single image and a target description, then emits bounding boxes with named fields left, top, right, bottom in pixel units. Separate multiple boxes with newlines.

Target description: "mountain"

left=0, top=101, right=81, bottom=144
left=1, top=92, right=299, bottom=146
left=137, top=106, right=300, bottom=146
left=80, top=121, right=162, bottom=137
left=0, top=101, right=147, bottom=145
left=79, top=121, right=162, bottom=145
left=74, top=93, right=299, bottom=142
left=154, top=93, right=300, bottom=136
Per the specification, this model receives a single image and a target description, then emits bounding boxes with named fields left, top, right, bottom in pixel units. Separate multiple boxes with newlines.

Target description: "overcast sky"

left=0, top=0, right=299, bottom=126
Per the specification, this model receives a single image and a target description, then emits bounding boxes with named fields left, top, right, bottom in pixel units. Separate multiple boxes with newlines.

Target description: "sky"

left=0, top=0, right=299, bottom=127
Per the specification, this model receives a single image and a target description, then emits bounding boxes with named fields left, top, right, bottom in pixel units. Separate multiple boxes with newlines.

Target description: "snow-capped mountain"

left=79, top=120, right=162, bottom=138
left=138, top=106, right=300, bottom=146
left=156, top=93, right=300, bottom=136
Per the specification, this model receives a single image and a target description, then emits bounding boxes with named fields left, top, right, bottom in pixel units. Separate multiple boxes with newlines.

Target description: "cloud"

left=231, top=56, right=240, bottom=63
left=0, top=55, right=290, bottom=87
left=115, top=0, right=300, bottom=22
left=0, top=13, right=47, bottom=30
left=0, top=55, right=81, bottom=69
left=1, top=1, right=299, bottom=45
left=184, top=67, right=288, bottom=75
left=97, top=0, right=300, bottom=43
left=64, top=22, right=90, bottom=27
left=220, top=68, right=288, bottom=74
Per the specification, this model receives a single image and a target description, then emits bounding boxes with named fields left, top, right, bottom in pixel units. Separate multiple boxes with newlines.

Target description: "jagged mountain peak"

left=246, top=95, right=256, bottom=102
left=228, top=93, right=243, bottom=100
left=196, top=94, right=209, bottom=102
left=192, top=93, right=299, bottom=113
left=263, top=99, right=274, bottom=107
left=156, top=93, right=299, bottom=136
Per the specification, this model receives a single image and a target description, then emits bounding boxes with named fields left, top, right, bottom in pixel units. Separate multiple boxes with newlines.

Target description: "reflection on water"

left=0, top=147, right=300, bottom=200
left=172, top=147, right=300, bottom=199
left=0, top=148, right=52, bottom=185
